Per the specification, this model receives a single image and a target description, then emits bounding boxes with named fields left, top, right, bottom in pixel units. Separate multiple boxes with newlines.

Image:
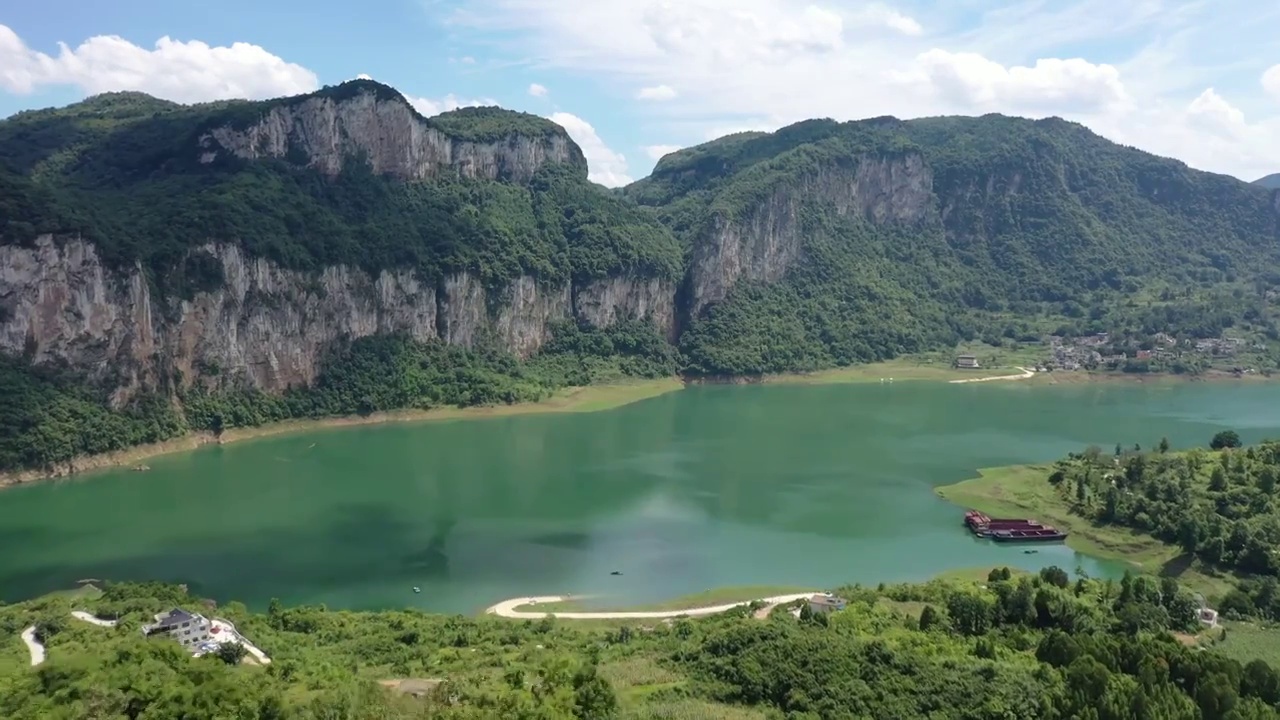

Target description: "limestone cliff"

left=199, top=83, right=586, bottom=183
left=0, top=237, right=675, bottom=400
left=685, top=154, right=933, bottom=317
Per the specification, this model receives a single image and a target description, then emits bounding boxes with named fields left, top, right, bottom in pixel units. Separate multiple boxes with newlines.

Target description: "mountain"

left=0, top=81, right=682, bottom=387
left=626, top=115, right=1280, bottom=374
left=2, top=82, right=1279, bottom=472
left=1257, top=173, right=1280, bottom=189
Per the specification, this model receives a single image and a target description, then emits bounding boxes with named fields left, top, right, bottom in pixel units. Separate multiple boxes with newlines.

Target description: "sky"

left=1, top=0, right=1279, bottom=187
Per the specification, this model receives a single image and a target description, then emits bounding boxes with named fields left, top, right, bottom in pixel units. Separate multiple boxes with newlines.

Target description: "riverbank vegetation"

left=5, top=569, right=1280, bottom=719
left=938, top=435, right=1280, bottom=610
left=0, top=319, right=681, bottom=475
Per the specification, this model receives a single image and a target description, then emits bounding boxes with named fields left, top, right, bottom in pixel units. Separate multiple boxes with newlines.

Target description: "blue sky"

left=2, top=0, right=1279, bottom=184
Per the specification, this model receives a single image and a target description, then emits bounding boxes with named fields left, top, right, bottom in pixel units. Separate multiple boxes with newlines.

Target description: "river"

left=2, top=379, right=1279, bottom=613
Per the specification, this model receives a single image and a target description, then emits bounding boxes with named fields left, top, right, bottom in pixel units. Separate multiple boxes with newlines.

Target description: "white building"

left=142, top=608, right=214, bottom=648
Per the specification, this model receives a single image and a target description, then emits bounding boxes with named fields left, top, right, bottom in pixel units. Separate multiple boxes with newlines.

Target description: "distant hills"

left=1256, top=173, right=1280, bottom=189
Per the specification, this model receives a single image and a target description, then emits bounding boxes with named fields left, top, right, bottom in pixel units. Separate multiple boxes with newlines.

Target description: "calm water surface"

left=3, top=381, right=1280, bottom=613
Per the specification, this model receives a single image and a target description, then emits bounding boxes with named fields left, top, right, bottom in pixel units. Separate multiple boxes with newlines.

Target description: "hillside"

left=1258, top=174, right=1280, bottom=190
left=626, top=115, right=1280, bottom=374
left=3, top=575, right=1279, bottom=718
left=2, top=83, right=1280, bottom=472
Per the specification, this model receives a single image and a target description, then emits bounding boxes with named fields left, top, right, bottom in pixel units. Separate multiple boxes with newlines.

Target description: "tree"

left=573, top=663, right=619, bottom=719
left=1159, top=437, right=1170, bottom=453
left=1039, top=566, right=1070, bottom=589
left=214, top=642, right=248, bottom=665
left=1211, top=430, right=1242, bottom=450
left=918, top=605, right=942, bottom=631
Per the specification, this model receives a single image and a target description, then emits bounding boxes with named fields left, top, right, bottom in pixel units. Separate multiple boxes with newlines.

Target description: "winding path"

left=20, top=626, right=44, bottom=666
left=949, top=367, right=1035, bottom=384
left=486, top=593, right=815, bottom=620
left=71, top=611, right=118, bottom=627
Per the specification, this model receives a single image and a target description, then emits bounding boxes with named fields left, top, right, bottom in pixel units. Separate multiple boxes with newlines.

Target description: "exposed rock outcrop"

left=0, top=237, right=673, bottom=401
left=686, top=153, right=932, bottom=317
left=574, top=276, right=678, bottom=341
left=200, top=89, right=584, bottom=183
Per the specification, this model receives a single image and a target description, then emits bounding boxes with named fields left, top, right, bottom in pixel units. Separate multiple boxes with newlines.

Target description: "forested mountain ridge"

left=1257, top=174, right=1280, bottom=190
left=2, top=82, right=1280, bottom=472
left=626, top=115, right=1280, bottom=374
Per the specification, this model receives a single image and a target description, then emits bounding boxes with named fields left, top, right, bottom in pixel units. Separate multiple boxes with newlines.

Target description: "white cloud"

left=913, top=51, right=1128, bottom=113
left=528, top=82, right=548, bottom=97
left=447, top=0, right=1280, bottom=180
left=408, top=93, right=495, bottom=116
left=636, top=84, right=677, bottom=101
left=549, top=111, right=632, bottom=186
left=355, top=73, right=374, bottom=81
left=645, top=144, right=683, bottom=160
left=1264, top=65, right=1280, bottom=101
left=0, top=23, right=316, bottom=103
left=848, top=3, right=922, bottom=36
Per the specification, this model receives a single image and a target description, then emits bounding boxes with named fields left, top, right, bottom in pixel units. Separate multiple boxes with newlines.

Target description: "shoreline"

left=934, top=464, right=1237, bottom=598
left=3, top=362, right=1271, bottom=488
left=0, top=378, right=684, bottom=489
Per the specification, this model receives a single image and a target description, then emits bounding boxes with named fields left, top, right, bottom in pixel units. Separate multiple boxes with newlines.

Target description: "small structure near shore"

left=807, top=593, right=848, bottom=615
left=955, top=355, right=980, bottom=369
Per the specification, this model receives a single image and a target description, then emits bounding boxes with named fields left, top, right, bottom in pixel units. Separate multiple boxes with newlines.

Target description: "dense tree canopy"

left=2, top=570, right=1277, bottom=719
left=1042, top=436, right=1280, bottom=620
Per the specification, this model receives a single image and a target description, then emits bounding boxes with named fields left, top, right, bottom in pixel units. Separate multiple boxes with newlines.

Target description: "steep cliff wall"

left=200, top=91, right=583, bottom=183
left=0, top=236, right=675, bottom=401
left=686, top=153, right=933, bottom=317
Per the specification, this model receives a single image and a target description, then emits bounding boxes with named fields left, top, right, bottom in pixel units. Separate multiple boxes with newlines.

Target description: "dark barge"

left=963, top=510, right=1068, bottom=543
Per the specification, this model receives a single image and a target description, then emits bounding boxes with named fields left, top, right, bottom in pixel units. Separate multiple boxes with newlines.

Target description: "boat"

left=610, top=571, right=622, bottom=576
left=412, top=587, right=421, bottom=593
left=990, top=528, right=1068, bottom=543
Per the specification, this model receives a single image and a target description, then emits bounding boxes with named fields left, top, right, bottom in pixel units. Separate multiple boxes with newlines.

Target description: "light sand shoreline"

left=486, top=593, right=816, bottom=620
left=948, top=366, right=1035, bottom=384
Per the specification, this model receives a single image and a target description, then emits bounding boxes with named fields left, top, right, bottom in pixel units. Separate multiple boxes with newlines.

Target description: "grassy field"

left=511, top=585, right=816, bottom=614
left=1210, top=622, right=1280, bottom=667
left=935, top=465, right=1235, bottom=597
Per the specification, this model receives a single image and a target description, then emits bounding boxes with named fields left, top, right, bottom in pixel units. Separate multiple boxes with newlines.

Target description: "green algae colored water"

left=3, top=380, right=1280, bottom=613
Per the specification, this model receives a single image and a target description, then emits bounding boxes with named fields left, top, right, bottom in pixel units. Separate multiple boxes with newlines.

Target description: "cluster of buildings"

left=1043, top=332, right=1259, bottom=371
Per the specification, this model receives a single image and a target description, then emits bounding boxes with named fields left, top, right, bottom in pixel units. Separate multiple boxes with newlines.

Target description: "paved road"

left=211, top=618, right=272, bottom=664
left=486, top=593, right=816, bottom=620
left=20, top=626, right=45, bottom=666
left=949, top=367, right=1034, bottom=384
left=71, top=610, right=118, bottom=627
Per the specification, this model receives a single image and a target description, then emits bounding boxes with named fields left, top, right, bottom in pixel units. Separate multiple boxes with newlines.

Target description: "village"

left=1041, top=332, right=1264, bottom=374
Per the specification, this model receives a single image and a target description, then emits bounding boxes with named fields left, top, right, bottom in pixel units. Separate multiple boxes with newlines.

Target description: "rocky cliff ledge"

left=200, top=83, right=586, bottom=183
left=0, top=237, right=674, bottom=401
left=686, top=153, right=932, bottom=317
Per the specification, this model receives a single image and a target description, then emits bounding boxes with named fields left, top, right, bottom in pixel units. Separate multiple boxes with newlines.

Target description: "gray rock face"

left=686, top=153, right=932, bottom=317
left=0, top=237, right=674, bottom=401
left=0, top=145, right=938, bottom=401
left=200, top=91, right=582, bottom=183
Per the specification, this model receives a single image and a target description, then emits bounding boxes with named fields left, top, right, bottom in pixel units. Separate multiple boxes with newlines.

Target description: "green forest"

left=4, top=566, right=1280, bottom=719
left=1042, top=437, right=1280, bottom=622
left=629, top=115, right=1280, bottom=376
left=2, top=80, right=1280, bottom=471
